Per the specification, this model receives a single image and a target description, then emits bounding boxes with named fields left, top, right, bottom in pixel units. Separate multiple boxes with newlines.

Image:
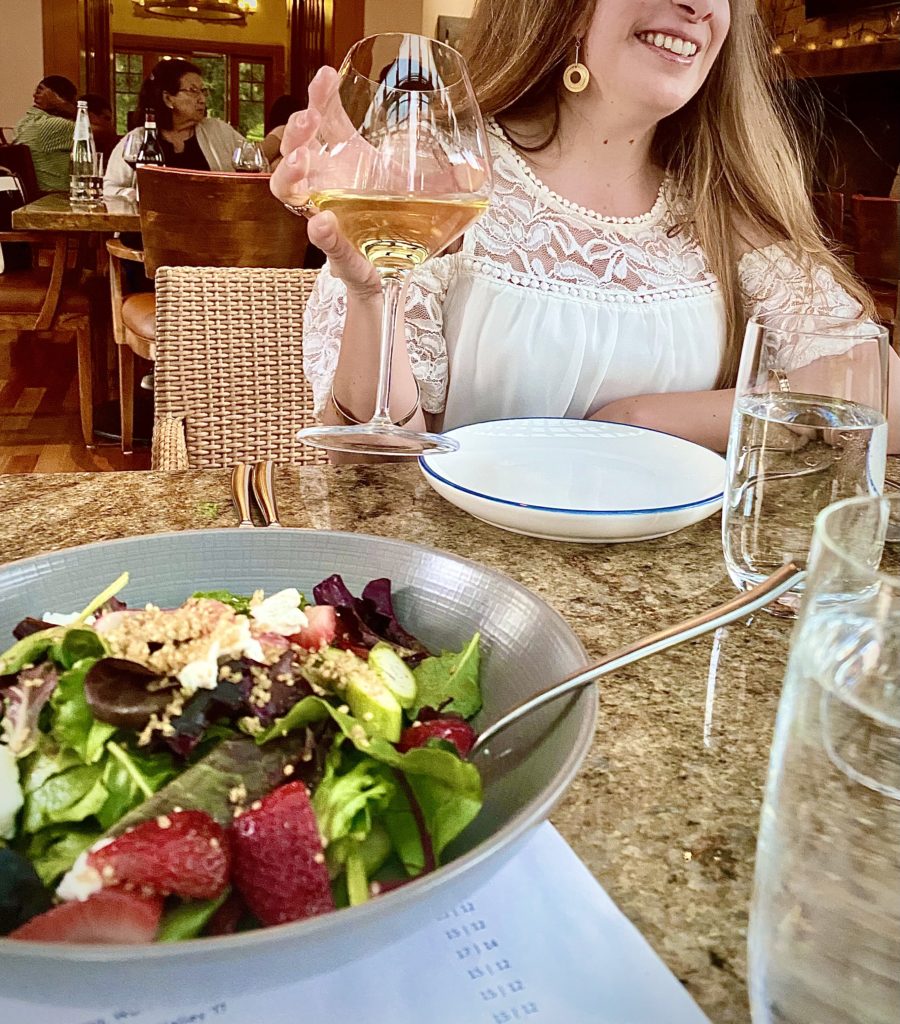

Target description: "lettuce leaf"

left=259, top=697, right=482, bottom=862
left=96, top=742, right=177, bottom=830
left=411, top=633, right=482, bottom=719
left=2, top=664, right=58, bottom=758
left=50, top=660, right=117, bottom=764
left=158, top=892, right=229, bottom=942
left=25, top=824, right=102, bottom=886
left=191, top=590, right=254, bottom=615
left=311, top=743, right=395, bottom=845
left=23, top=763, right=107, bottom=833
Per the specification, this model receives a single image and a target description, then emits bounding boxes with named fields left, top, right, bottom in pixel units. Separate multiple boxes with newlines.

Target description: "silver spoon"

left=469, top=561, right=804, bottom=759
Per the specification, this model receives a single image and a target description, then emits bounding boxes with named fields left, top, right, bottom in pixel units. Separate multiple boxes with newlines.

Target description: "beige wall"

left=364, top=0, right=422, bottom=36
left=110, top=0, right=289, bottom=46
left=421, top=0, right=473, bottom=38
left=0, top=0, right=44, bottom=131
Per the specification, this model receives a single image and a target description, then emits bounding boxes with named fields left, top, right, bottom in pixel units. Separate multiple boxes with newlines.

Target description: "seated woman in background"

left=271, top=0, right=900, bottom=454
left=105, top=58, right=245, bottom=195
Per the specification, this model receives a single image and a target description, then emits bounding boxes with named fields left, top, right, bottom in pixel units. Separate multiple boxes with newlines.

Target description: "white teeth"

left=638, top=31, right=697, bottom=57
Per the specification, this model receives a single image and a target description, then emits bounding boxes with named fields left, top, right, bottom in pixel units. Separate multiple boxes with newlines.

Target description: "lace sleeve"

left=303, top=259, right=453, bottom=418
left=738, top=243, right=863, bottom=321
left=738, top=243, right=877, bottom=368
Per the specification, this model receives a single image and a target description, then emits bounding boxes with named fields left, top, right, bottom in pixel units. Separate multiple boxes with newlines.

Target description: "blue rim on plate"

left=419, top=417, right=725, bottom=517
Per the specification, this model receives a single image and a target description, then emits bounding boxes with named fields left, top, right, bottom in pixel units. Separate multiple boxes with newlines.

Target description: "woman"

left=105, top=59, right=245, bottom=195
left=271, top=0, right=891, bottom=452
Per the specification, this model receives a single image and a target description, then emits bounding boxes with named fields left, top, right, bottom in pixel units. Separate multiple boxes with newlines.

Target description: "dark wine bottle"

left=136, top=109, right=165, bottom=168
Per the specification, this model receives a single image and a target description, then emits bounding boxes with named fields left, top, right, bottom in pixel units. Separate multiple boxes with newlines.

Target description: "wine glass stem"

left=372, top=271, right=410, bottom=426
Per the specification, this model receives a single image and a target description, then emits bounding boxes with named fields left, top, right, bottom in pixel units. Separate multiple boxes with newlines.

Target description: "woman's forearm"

left=590, top=389, right=736, bottom=452
left=326, top=287, right=426, bottom=432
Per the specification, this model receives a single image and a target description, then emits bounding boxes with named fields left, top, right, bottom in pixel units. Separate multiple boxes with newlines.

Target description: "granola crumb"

left=156, top=815, right=172, bottom=830
left=282, top=763, right=295, bottom=776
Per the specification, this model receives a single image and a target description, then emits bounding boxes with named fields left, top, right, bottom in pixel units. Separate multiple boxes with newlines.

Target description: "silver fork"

left=251, top=460, right=282, bottom=528
left=231, top=463, right=255, bottom=528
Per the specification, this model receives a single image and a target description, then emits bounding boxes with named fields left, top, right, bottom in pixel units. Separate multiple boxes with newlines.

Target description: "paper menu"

left=2, top=825, right=711, bottom=1024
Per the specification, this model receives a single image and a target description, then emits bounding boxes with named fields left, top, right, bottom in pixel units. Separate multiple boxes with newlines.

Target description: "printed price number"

left=436, top=900, right=477, bottom=921
left=491, top=1003, right=540, bottom=1022
left=479, top=979, right=526, bottom=1001
left=454, top=936, right=500, bottom=960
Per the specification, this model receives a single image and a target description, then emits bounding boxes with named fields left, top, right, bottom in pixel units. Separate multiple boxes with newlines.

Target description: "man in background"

left=13, top=76, right=78, bottom=193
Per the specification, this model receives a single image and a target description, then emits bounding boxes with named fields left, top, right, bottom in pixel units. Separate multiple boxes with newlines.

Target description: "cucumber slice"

left=368, top=643, right=417, bottom=709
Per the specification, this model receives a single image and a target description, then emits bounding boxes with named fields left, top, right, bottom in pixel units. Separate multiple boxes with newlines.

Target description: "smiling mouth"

left=636, top=31, right=699, bottom=59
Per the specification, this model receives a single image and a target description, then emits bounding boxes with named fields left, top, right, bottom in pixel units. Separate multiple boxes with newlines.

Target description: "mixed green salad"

left=0, top=572, right=483, bottom=943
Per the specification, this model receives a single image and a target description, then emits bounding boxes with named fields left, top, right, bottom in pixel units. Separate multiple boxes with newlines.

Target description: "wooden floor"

left=0, top=330, right=151, bottom=474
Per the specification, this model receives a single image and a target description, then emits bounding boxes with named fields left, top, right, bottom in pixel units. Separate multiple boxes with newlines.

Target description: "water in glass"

left=749, top=494, right=900, bottom=1024
left=724, top=393, right=887, bottom=590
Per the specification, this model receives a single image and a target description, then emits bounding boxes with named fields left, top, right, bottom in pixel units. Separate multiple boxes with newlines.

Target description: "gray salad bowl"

left=0, top=529, right=594, bottom=1009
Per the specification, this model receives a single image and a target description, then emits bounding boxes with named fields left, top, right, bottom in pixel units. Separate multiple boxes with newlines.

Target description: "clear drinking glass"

left=748, top=492, right=900, bottom=1024
left=289, top=33, right=493, bottom=456
left=722, top=313, right=889, bottom=616
left=232, top=139, right=269, bottom=173
left=122, top=129, right=145, bottom=186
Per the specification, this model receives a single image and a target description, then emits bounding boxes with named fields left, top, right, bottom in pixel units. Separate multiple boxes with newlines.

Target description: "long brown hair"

left=461, top=0, right=872, bottom=388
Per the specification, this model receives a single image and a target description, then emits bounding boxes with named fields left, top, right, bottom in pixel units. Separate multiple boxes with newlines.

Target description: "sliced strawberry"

left=9, top=890, right=162, bottom=944
left=397, top=718, right=476, bottom=757
left=88, top=810, right=230, bottom=900
left=230, top=781, right=334, bottom=926
left=289, top=604, right=337, bottom=651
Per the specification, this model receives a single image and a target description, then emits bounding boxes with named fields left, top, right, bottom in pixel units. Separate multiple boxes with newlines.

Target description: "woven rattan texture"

left=152, top=266, right=327, bottom=469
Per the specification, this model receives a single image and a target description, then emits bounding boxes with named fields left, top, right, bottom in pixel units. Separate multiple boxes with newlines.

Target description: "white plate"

left=420, top=418, right=726, bottom=543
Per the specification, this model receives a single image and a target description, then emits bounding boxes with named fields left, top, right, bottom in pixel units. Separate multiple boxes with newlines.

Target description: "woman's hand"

left=270, top=68, right=381, bottom=301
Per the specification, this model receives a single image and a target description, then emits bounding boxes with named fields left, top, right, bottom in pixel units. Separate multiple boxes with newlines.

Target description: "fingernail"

left=287, top=150, right=299, bottom=166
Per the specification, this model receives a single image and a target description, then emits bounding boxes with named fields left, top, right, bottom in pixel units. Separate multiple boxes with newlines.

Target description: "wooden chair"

left=812, top=190, right=845, bottom=245
left=0, top=143, right=41, bottom=203
left=0, top=231, right=95, bottom=444
left=152, top=266, right=327, bottom=469
left=107, top=166, right=309, bottom=453
left=851, top=195, right=900, bottom=345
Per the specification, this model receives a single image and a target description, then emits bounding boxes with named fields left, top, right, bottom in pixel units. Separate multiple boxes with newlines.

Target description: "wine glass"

left=232, top=139, right=269, bottom=174
left=122, top=128, right=145, bottom=185
left=292, top=33, right=493, bottom=456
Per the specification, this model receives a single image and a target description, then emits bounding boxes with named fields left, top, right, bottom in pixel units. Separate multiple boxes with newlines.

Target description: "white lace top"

left=304, top=121, right=860, bottom=428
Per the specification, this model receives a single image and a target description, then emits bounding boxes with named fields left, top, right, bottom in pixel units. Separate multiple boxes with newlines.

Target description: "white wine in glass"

left=294, top=33, right=493, bottom=456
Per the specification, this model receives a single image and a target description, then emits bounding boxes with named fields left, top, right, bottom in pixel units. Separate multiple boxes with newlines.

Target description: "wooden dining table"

left=0, top=461, right=826, bottom=1023
left=11, top=192, right=140, bottom=233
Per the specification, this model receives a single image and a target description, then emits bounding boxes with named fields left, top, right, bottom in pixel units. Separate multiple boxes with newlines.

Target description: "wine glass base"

left=296, top=422, right=459, bottom=457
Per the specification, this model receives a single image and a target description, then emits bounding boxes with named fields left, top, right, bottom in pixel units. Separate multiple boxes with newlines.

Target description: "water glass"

left=722, top=313, right=889, bottom=615
left=748, top=492, right=900, bottom=1024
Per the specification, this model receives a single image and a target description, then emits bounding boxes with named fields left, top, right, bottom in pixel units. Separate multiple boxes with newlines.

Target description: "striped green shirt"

left=14, top=107, right=75, bottom=193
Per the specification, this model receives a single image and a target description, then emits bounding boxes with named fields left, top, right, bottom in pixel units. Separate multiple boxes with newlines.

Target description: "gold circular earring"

left=563, top=38, right=590, bottom=93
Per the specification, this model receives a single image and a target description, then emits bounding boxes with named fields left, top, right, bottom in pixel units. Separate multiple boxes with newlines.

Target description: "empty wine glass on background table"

left=748, top=492, right=900, bottom=1024
left=288, top=32, right=493, bottom=456
left=232, top=139, right=269, bottom=173
left=722, top=313, right=889, bottom=616
left=121, top=128, right=145, bottom=187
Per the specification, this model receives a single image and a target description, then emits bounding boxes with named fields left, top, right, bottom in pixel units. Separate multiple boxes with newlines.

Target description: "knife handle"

left=252, top=461, right=281, bottom=528
left=231, top=464, right=255, bottom=528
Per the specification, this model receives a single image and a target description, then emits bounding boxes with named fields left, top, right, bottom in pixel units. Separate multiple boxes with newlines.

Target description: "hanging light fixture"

left=132, top=0, right=258, bottom=23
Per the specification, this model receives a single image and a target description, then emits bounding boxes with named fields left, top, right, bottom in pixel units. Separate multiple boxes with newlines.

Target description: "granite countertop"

left=0, top=463, right=801, bottom=1023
